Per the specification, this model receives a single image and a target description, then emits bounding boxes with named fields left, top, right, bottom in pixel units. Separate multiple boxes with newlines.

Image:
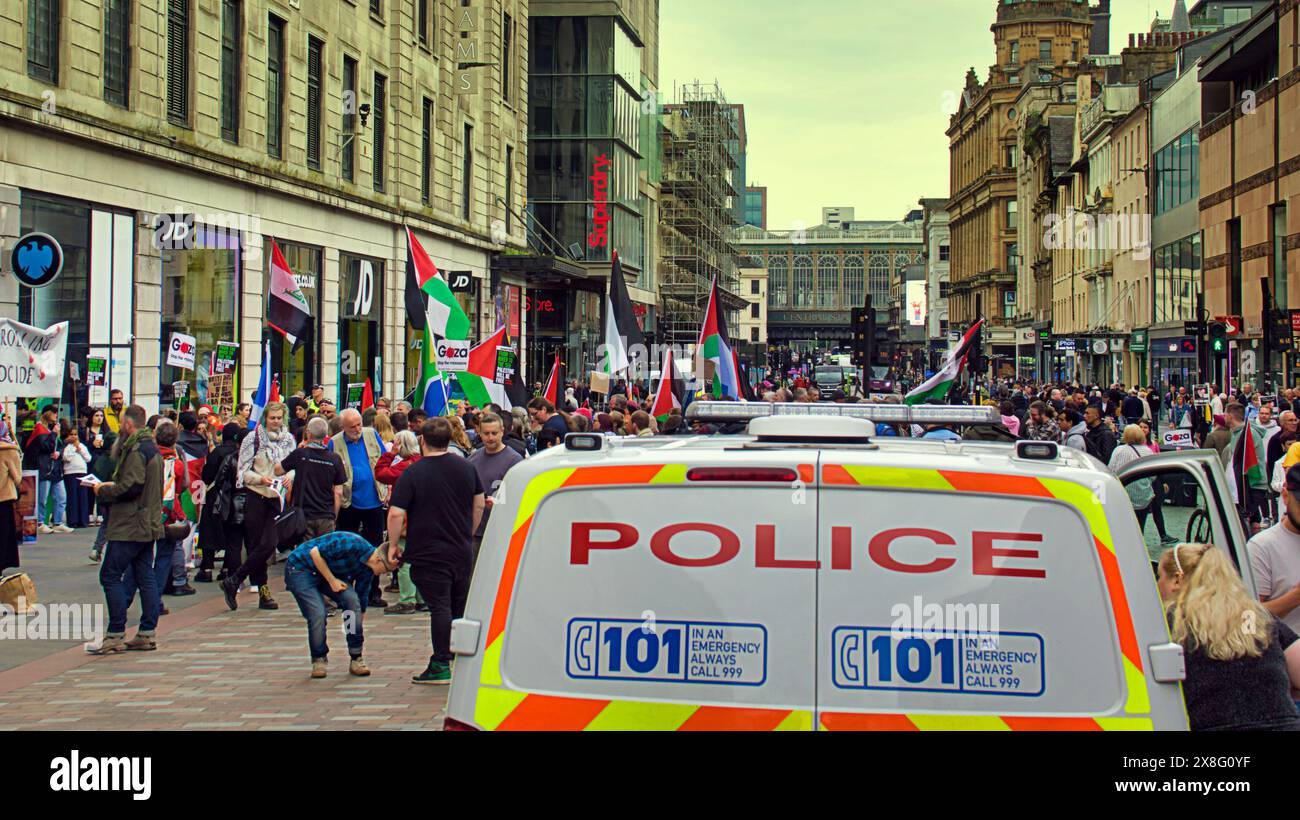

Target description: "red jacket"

left=375, top=450, right=421, bottom=487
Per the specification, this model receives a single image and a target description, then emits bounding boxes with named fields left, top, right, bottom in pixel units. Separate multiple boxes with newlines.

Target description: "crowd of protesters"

left=0, top=383, right=555, bottom=686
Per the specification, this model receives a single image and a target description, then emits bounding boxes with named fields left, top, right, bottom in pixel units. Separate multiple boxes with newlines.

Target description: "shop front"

left=1149, top=332, right=1199, bottom=393
left=266, top=241, right=322, bottom=398
left=17, top=191, right=135, bottom=415
left=338, top=254, right=383, bottom=402
left=160, top=222, right=241, bottom=411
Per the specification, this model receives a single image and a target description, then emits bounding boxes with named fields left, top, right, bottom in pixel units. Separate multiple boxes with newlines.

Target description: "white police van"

left=444, top=403, right=1253, bottom=731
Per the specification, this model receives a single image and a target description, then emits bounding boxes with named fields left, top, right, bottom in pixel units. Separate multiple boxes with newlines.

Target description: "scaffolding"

left=658, top=80, right=743, bottom=348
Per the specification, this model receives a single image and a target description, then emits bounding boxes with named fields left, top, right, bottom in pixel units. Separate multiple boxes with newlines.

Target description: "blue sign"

left=9, top=232, right=64, bottom=288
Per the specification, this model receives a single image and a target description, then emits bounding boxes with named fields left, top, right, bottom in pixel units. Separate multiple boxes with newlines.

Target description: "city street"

left=1, top=531, right=448, bottom=731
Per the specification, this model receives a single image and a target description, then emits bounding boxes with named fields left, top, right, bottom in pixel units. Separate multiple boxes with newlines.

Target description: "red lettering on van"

left=650, top=523, right=740, bottom=567
left=972, top=532, right=1046, bottom=578
left=755, top=524, right=820, bottom=569
left=570, top=522, right=638, bottom=564
left=868, top=528, right=957, bottom=574
left=830, top=526, right=853, bottom=570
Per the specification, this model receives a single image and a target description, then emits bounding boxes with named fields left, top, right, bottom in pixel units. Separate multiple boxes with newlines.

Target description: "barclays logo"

left=8, top=232, right=64, bottom=288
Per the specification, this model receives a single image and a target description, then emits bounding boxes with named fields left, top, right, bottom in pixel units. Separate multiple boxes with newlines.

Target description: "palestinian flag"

left=543, top=352, right=561, bottom=406
left=602, top=250, right=644, bottom=376
left=697, top=278, right=740, bottom=399
left=1239, top=421, right=1266, bottom=488
left=268, top=239, right=313, bottom=351
left=904, top=319, right=984, bottom=406
left=458, top=325, right=511, bottom=410
left=405, top=227, right=470, bottom=340
left=651, top=347, right=684, bottom=422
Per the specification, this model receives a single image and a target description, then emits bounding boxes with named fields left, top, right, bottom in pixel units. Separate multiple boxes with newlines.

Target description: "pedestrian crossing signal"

left=1209, top=322, right=1227, bottom=354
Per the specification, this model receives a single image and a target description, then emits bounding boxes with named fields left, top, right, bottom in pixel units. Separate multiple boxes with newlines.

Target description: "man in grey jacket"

left=87, top=405, right=164, bottom=654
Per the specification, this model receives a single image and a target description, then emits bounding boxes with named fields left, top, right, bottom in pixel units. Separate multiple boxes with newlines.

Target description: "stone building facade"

left=1, top=0, right=528, bottom=414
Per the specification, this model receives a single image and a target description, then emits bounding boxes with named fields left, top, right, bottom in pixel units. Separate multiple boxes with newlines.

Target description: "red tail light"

left=686, top=467, right=798, bottom=483
left=443, top=715, right=480, bottom=731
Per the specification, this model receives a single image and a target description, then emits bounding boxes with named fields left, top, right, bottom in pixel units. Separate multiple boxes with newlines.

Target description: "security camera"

left=359, top=103, right=372, bottom=127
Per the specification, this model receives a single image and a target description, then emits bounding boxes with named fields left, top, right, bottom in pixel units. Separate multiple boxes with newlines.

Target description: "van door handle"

left=451, top=619, right=482, bottom=656
left=1147, top=642, right=1185, bottom=682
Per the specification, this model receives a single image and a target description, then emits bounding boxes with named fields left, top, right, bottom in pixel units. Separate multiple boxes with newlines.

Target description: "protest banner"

left=0, top=319, right=68, bottom=398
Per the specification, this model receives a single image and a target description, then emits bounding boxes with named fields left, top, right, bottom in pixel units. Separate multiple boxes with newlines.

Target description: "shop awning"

left=490, top=254, right=590, bottom=287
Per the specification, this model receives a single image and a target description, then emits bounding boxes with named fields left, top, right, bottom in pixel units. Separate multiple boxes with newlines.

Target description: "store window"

left=19, top=195, right=91, bottom=409
left=339, top=254, right=382, bottom=398
left=266, top=242, right=321, bottom=397
left=161, top=225, right=240, bottom=407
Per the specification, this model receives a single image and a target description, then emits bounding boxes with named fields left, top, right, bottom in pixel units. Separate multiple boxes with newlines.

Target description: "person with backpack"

left=25, top=406, right=70, bottom=534
left=155, top=421, right=196, bottom=596
left=1108, top=425, right=1176, bottom=547
left=195, top=423, right=243, bottom=583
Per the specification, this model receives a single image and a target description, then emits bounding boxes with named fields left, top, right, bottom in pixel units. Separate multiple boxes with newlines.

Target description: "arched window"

left=792, top=255, right=813, bottom=308
left=817, top=256, right=839, bottom=308
left=843, top=256, right=864, bottom=309
left=867, top=254, right=889, bottom=307
left=767, top=256, right=788, bottom=309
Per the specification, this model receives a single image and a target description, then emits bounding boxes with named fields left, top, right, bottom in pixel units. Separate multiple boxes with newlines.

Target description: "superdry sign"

left=588, top=154, right=611, bottom=248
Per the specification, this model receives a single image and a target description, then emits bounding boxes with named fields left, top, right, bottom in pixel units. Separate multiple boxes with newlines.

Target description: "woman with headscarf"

left=0, top=421, right=24, bottom=573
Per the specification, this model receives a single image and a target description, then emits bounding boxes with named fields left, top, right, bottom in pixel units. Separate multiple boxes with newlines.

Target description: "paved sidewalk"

left=1, top=564, right=451, bottom=730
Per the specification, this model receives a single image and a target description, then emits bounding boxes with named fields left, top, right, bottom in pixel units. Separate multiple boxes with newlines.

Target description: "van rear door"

left=1115, top=449, right=1255, bottom=593
left=462, top=455, right=819, bottom=730
left=815, top=453, right=1177, bottom=729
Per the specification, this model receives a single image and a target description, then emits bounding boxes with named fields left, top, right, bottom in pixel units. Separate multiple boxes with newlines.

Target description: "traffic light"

left=850, top=307, right=868, bottom=366
left=1209, top=322, right=1228, bottom=354
left=1270, top=310, right=1293, bottom=354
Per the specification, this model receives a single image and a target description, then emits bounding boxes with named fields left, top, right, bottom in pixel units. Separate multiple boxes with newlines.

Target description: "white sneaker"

left=53, top=524, right=74, bottom=533
left=39, top=524, right=53, bottom=534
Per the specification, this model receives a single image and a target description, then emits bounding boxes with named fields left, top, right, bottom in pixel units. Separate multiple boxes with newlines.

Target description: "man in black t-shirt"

left=387, top=417, right=484, bottom=685
left=276, top=417, right=347, bottom=539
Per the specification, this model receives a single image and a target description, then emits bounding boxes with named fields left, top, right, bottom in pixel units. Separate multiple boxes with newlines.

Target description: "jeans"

left=409, top=555, right=472, bottom=664
left=63, top=476, right=91, bottom=528
left=101, top=540, right=160, bottom=635
left=397, top=563, right=424, bottom=605
left=338, top=505, right=385, bottom=548
left=122, top=540, right=172, bottom=618
left=171, top=536, right=189, bottom=587
left=37, top=476, right=66, bottom=526
left=284, top=564, right=364, bottom=661
left=92, top=508, right=110, bottom=556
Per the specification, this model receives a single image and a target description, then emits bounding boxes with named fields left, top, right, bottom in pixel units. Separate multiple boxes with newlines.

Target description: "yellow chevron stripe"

left=907, top=714, right=1011, bottom=731
left=650, top=463, right=689, bottom=484
left=1123, top=656, right=1151, bottom=714
left=840, top=465, right=954, bottom=491
left=1039, top=477, right=1114, bottom=552
left=774, top=710, right=814, bottom=731
left=513, top=468, right=575, bottom=530
left=582, top=700, right=700, bottom=731
left=480, top=634, right=504, bottom=687
left=475, top=686, right=527, bottom=731
left=1095, top=717, right=1155, bottom=731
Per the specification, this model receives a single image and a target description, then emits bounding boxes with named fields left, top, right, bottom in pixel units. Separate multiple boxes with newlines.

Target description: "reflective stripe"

left=583, top=700, right=698, bottom=731
left=818, top=713, right=1153, bottom=731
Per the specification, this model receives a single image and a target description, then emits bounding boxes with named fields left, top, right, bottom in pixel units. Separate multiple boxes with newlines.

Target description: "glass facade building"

left=528, top=16, right=646, bottom=272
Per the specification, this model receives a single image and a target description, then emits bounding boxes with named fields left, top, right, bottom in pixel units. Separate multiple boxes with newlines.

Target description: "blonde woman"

left=373, top=412, right=395, bottom=446
left=1157, top=543, right=1300, bottom=730
left=447, top=415, right=473, bottom=457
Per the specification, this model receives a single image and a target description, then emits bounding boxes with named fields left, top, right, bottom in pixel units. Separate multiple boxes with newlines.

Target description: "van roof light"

left=686, top=402, right=1000, bottom=426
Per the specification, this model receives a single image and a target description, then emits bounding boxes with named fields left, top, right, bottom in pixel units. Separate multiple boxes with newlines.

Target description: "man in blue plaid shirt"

left=280, top=531, right=396, bottom=679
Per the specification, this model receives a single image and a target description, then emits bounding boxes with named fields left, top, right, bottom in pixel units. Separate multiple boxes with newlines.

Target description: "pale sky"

left=660, top=0, right=1169, bottom=230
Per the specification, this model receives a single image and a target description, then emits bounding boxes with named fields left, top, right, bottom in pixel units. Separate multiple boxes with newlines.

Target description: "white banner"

left=1162, top=429, right=1194, bottom=450
left=0, top=319, right=68, bottom=398
left=436, top=339, right=470, bottom=372
left=167, top=332, right=197, bottom=370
